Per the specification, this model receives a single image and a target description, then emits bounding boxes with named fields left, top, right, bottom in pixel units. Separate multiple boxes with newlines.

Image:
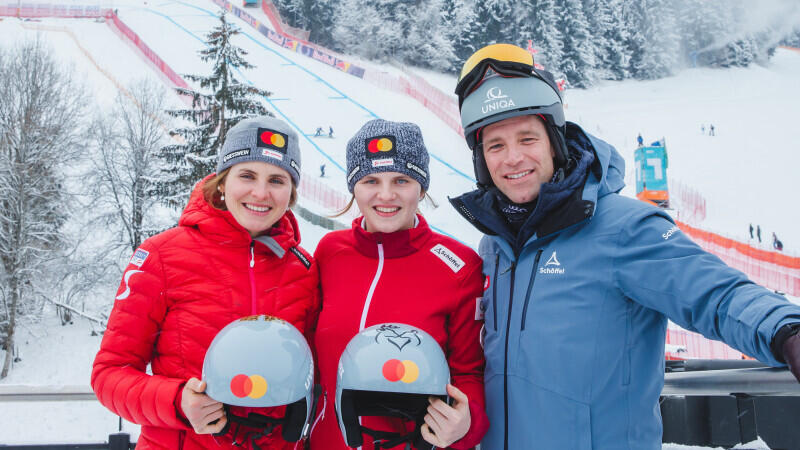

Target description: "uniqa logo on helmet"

left=202, top=315, right=318, bottom=443
left=335, top=323, right=450, bottom=449
left=481, top=86, right=516, bottom=115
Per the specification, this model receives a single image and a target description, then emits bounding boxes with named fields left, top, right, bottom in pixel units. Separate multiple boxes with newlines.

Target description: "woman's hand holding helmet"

left=180, top=377, right=228, bottom=435
left=421, top=383, right=471, bottom=448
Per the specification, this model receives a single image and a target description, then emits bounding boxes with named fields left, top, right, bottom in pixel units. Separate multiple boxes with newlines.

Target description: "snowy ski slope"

left=1, top=1, right=798, bottom=445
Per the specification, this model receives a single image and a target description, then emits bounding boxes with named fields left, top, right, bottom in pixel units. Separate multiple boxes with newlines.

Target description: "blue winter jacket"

left=450, top=123, right=800, bottom=449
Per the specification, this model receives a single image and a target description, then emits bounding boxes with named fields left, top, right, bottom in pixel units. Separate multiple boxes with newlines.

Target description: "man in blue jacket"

left=449, top=43, right=800, bottom=450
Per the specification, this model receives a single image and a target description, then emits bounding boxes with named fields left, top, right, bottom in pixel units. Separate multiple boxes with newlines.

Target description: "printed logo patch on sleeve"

left=130, top=248, right=149, bottom=267
left=430, top=244, right=465, bottom=273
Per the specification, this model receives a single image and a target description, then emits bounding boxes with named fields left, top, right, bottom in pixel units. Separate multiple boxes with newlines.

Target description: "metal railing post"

left=108, top=433, right=131, bottom=450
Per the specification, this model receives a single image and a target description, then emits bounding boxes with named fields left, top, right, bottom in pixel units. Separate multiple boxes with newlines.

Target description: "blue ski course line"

left=128, top=3, right=463, bottom=240
left=170, top=0, right=476, bottom=186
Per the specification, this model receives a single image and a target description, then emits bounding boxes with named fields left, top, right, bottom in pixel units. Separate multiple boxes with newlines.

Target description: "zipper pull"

left=249, top=242, right=255, bottom=268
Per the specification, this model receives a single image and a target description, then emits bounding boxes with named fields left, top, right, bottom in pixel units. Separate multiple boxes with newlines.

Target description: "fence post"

left=109, top=432, right=132, bottom=450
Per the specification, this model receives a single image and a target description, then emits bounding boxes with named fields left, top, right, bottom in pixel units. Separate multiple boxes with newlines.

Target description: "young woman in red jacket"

left=311, top=119, right=489, bottom=449
left=91, top=117, right=319, bottom=449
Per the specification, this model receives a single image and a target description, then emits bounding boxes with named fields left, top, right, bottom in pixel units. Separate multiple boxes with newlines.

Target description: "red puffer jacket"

left=311, top=215, right=489, bottom=450
left=91, top=177, right=319, bottom=449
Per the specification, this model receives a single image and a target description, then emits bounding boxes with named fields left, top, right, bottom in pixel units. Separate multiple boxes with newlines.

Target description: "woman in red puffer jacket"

left=91, top=117, right=319, bottom=449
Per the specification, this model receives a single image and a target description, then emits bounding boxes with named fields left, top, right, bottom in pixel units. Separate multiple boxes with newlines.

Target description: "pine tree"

left=403, top=0, right=456, bottom=71
left=604, top=0, right=631, bottom=80
left=442, top=0, right=477, bottom=71
left=630, top=0, right=679, bottom=80
left=473, top=0, right=517, bottom=47
left=158, top=12, right=271, bottom=210
left=272, top=0, right=336, bottom=47
left=557, top=0, right=597, bottom=87
left=520, top=0, right=564, bottom=72
left=333, top=0, right=399, bottom=60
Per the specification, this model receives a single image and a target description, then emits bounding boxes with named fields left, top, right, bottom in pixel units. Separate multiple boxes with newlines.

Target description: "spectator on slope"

left=637, top=133, right=644, bottom=147
left=773, top=232, right=784, bottom=251
left=750, top=223, right=754, bottom=239
left=709, top=123, right=716, bottom=136
left=758, top=224, right=763, bottom=243
left=449, top=43, right=800, bottom=449
left=310, top=119, right=489, bottom=450
left=329, top=125, right=334, bottom=138
left=91, top=116, right=320, bottom=449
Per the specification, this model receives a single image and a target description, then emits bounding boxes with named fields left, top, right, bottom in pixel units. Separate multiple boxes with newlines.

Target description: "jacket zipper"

left=503, top=261, right=516, bottom=450
left=492, top=253, right=500, bottom=331
left=520, top=250, right=543, bottom=331
left=248, top=241, right=257, bottom=315
left=359, top=240, right=384, bottom=331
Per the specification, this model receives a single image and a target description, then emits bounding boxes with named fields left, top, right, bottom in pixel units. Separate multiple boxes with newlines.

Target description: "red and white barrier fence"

left=213, top=0, right=464, bottom=136
left=676, top=220, right=800, bottom=296
left=670, top=178, right=707, bottom=224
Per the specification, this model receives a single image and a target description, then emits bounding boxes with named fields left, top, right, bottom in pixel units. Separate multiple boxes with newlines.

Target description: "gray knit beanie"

left=345, top=119, right=430, bottom=192
left=217, top=116, right=301, bottom=185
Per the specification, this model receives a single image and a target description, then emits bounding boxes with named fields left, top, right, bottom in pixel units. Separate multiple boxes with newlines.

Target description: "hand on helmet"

left=421, top=383, right=471, bottom=448
left=180, top=377, right=228, bottom=435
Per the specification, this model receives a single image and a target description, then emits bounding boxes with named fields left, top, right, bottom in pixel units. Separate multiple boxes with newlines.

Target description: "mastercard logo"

left=365, top=135, right=397, bottom=157
left=256, top=127, right=288, bottom=152
left=260, top=130, right=286, bottom=148
left=230, top=373, right=268, bottom=398
left=382, top=359, right=419, bottom=383
left=367, top=138, right=393, bottom=153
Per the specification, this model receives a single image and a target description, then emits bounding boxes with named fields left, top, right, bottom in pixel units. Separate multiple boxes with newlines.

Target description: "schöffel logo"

left=663, top=225, right=680, bottom=240
left=539, top=251, right=565, bottom=275
left=431, top=244, right=465, bottom=273
left=257, top=128, right=288, bottom=161
left=365, top=135, right=397, bottom=159
left=482, top=86, right=516, bottom=115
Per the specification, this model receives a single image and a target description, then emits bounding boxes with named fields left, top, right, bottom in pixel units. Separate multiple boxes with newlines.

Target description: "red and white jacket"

left=311, top=215, right=489, bottom=449
left=91, top=176, right=320, bottom=449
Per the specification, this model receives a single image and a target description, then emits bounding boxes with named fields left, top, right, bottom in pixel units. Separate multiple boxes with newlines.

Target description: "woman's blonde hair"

left=202, top=168, right=298, bottom=210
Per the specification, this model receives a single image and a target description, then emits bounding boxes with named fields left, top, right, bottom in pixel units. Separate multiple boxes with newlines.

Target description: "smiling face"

left=353, top=172, right=422, bottom=234
left=481, top=114, right=555, bottom=204
left=219, top=161, right=293, bottom=237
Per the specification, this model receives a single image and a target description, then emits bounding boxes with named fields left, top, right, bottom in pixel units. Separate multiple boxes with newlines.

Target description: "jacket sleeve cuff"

left=449, top=398, right=489, bottom=449
left=771, top=322, right=800, bottom=363
left=174, top=381, right=191, bottom=424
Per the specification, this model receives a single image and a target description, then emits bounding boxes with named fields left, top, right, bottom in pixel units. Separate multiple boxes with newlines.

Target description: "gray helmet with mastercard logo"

left=335, top=323, right=450, bottom=449
left=202, top=315, right=316, bottom=442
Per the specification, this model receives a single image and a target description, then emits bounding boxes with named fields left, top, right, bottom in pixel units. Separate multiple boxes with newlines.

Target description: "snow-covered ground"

left=1, top=0, right=799, bottom=445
